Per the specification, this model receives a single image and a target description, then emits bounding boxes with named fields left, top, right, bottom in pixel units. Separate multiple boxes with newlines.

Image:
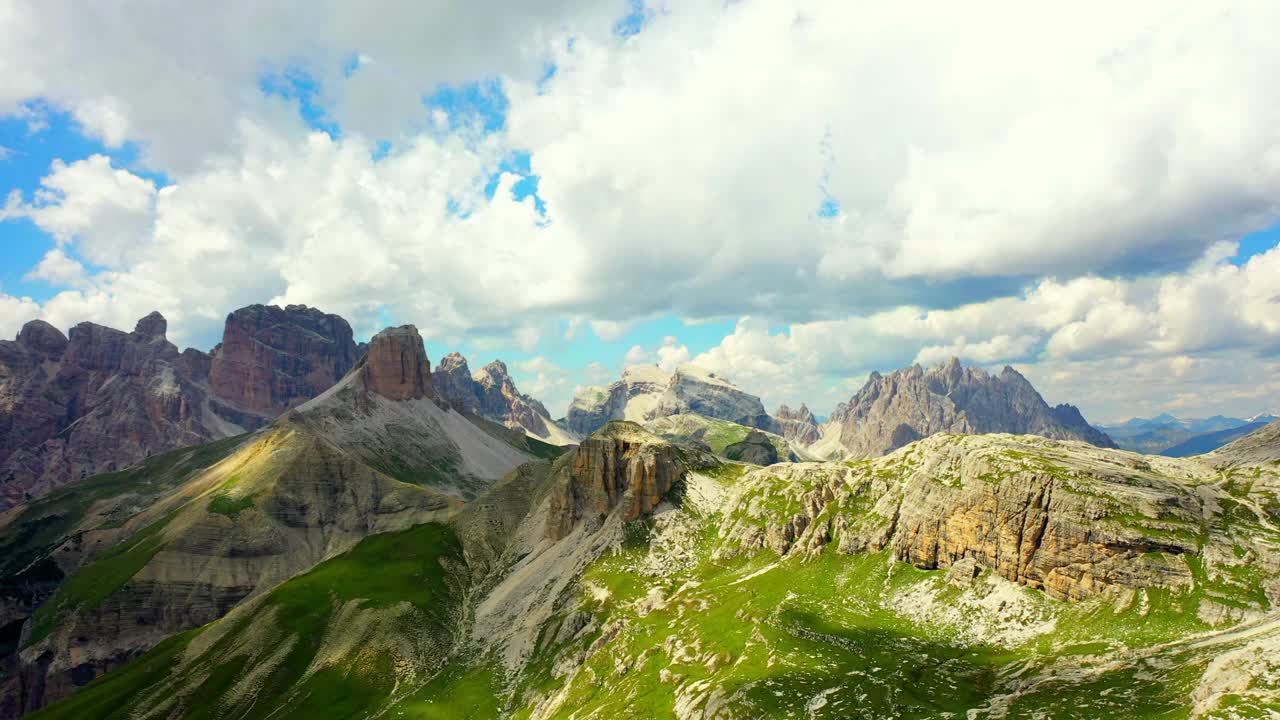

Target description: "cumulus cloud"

left=25, top=248, right=88, bottom=287
left=9, top=155, right=157, bottom=268
left=623, top=336, right=691, bottom=372
left=3, top=1, right=1280, bottom=419
left=693, top=245, right=1280, bottom=418
left=0, top=294, right=41, bottom=340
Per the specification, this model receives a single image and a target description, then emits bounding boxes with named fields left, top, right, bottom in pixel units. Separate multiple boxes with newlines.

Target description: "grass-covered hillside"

left=18, top=423, right=1280, bottom=719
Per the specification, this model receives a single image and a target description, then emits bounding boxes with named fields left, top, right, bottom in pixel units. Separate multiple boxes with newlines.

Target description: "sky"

left=2, top=1, right=1280, bottom=424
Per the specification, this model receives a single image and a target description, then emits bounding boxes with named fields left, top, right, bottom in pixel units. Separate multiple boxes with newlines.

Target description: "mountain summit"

left=813, top=358, right=1116, bottom=458
left=565, top=364, right=773, bottom=436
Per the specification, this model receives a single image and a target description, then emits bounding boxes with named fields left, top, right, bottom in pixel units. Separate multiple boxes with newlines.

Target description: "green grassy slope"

left=29, top=522, right=469, bottom=720
left=0, top=435, right=249, bottom=629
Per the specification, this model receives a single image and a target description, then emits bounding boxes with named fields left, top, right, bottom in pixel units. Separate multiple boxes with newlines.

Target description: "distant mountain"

left=1100, top=413, right=1279, bottom=454
left=1208, top=418, right=1280, bottom=466
left=773, top=403, right=821, bottom=445
left=1159, top=421, right=1272, bottom=457
left=564, top=364, right=774, bottom=436
left=811, top=358, right=1116, bottom=459
left=432, top=352, right=577, bottom=445
left=0, top=304, right=358, bottom=511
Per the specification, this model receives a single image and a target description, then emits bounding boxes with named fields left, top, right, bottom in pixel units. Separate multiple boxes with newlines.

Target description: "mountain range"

left=2, top=303, right=1279, bottom=718
left=1099, top=413, right=1280, bottom=456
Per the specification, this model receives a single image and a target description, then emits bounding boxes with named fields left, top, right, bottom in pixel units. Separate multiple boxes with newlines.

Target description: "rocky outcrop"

left=209, top=304, right=358, bottom=415
left=822, top=358, right=1117, bottom=459
left=773, top=403, right=820, bottom=446
left=566, top=364, right=774, bottom=437
left=433, top=353, right=575, bottom=444
left=1206, top=419, right=1280, bottom=467
left=720, top=433, right=1207, bottom=601
left=0, top=315, right=216, bottom=510
left=433, top=352, right=480, bottom=414
left=1, top=304, right=363, bottom=511
left=723, top=429, right=780, bottom=465
left=356, top=325, right=435, bottom=401
left=545, top=422, right=684, bottom=540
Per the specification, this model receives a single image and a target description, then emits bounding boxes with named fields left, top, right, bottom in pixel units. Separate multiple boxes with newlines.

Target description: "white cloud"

left=655, top=336, right=690, bottom=371
left=914, top=335, right=1039, bottom=367
left=3, top=1, right=1280, bottom=420
left=9, top=155, right=157, bottom=268
left=621, top=336, right=692, bottom=372
left=0, top=294, right=42, bottom=340
left=623, top=344, right=648, bottom=365
left=0, top=145, right=11, bottom=161
left=25, top=248, right=88, bottom=287
left=693, top=245, right=1280, bottom=419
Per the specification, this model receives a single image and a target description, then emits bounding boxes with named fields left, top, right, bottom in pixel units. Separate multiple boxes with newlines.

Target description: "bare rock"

left=825, top=358, right=1117, bottom=459
left=545, top=422, right=685, bottom=540
left=357, top=325, right=435, bottom=401
left=209, top=303, right=358, bottom=415
left=773, top=403, right=820, bottom=446
left=566, top=364, right=773, bottom=437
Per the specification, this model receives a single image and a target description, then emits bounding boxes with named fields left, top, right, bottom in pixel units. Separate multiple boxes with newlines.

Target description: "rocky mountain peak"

left=773, top=402, right=821, bottom=446
left=438, top=351, right=469, bottom=373
left=823, top=358, right=1117, bottom=459
left=429, top=351, right=573, bottom=444
left=480, top=359, right=510, bottom=378
left=132, top=311, right=168, bottom=340
left=568, top=363, right=773, bottom=437
left=776, top=403, right=816, bottom=423
left=432, top=352, right=478, bottom=413
left=359, top=324, right=435, bottom=401
left=16, top=319, right=67, bottom=358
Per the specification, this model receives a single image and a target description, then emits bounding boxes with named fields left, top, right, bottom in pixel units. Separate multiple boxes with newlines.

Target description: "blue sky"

left=4, top=2, right=1280, bottom=422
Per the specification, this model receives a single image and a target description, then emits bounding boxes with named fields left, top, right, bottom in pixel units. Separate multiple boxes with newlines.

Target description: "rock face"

left=357, top=325, right=435, bottom=401
left=773, top=403, right=820, bottom=446
left=545, top=422, right=684, bottom=540
left=1, top=304, right=362, bottom=511
left=209, top=304, right=358, bottom=415
left=821, top=358, right=1116, bottom=459
left=724, top=429, right=780, bottom=465
left=566, top=364, right=774, bottom=437
left=721, top=433, right=1209, bottom=601
left=432, top=352, right=480, bottom=414
left=433, top=353, right=574, bottom=444
left=0, top=315, right=216, bottom=510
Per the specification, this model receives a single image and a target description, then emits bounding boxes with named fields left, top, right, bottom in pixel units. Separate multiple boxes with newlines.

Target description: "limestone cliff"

left=545, top=422, right=684, bottom=541
left=1, top=314, right=221, bottom=510
left=565, top=364, right=774, bottom=437
left=209, top=303, right=358, bottom=414
left=719, top=433, right=1226, bottom=601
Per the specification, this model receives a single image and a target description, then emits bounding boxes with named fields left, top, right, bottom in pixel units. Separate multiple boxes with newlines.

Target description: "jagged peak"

left=133, top=311, right=167, bottom=339
left=438, top=351, right=470, bottom=371
left=480, top=359, right=511, bottom=378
